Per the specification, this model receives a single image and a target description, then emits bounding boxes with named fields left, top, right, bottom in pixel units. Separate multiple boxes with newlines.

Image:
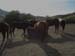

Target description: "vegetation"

left=4, top=10, right=20, bottom=24
left=52, top=12, right=75, bottom=24
left=0, top=9, right=74, bottom=24
left=4, top=10, right=35, bottom=24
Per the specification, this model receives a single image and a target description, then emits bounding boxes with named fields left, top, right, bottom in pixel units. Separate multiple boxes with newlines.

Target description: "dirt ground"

left=0, top=24, right=75, bottom=56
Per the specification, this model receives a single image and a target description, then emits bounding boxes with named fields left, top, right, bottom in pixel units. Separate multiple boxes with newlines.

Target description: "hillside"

left=0, top=9, right=8, bottom=17
left=0, top=9, right=9, bottom=21
left=52, top=12, right=75, bottom=19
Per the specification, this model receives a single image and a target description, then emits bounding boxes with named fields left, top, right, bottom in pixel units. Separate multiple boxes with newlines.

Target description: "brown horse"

left=34, top=21, right=48, bottom=33
left=27, top=21, right=48, bottom=42
left=0, top=22, right=10, bottom=48
left=29, top=20, right=38, bottom=27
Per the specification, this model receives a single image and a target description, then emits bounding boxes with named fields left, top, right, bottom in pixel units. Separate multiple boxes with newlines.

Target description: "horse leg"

left=56, top=28, right=59, bottom=34
left=41, top=32, right=46, bottom=42
left=10, top=27, right=15, bottom=40
left=12, top=27, right=15, bottom=37
left=54, top=25, right=57, bottom=33
left=10, top=28, right=13, bottom=38
left=61, top=25, right=65, bottom=34
left=7, top=29, right=10, bottom=42
left=62, top=25, right=65, bottom=32
left=0, top=32, right=6, bottom=48
left=23, top=28, right=26, bottom=40
left=55, top=26, right=59, bottom=34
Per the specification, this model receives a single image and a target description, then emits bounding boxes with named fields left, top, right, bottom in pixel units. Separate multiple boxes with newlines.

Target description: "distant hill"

left=52, top=12, right=75, bottom=19
left=0, top=9, right=8, bottom=17
left=51, top=12, right=75, bottom=24
left=0, top=9, right=9, bottom=22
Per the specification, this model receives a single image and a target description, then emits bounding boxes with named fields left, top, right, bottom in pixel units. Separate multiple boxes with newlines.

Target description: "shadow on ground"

left=0, top=38, right=61, bottom=56
left=45, top=32, right=75, bottom=43
left=38, top=43, right=61, bottom=56
left=0, top=32, right=75, bottom=56
left=0, top=41, right=8, bottom=56
left=64, top=32, right=75, bottom=37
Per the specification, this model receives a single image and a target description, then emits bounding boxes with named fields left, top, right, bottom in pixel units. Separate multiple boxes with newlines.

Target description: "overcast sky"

left=0, top=0, right=75, bottom=16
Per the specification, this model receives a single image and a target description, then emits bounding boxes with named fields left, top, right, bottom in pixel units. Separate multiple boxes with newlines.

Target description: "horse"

left=9, top=21, right=31, bottom=38
left=27, top=21, right=48, bottom=42
left=29, top=20, right=38, bottom=27
left=46, top=19, right=55, bottom=26
left=0, top=22, right=10, bottom=48
left=46, top=18, right=60, bottom=33
left=54, top=18, right=60, bottom=33
left=60, top=19, right=66, bottom=32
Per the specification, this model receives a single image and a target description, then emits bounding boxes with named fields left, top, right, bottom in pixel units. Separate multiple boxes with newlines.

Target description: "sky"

left=0, top=0, right=75, bottom=16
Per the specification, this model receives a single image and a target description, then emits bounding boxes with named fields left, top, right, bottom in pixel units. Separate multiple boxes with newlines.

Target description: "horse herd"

left=0, top=18, right=65, bottom=48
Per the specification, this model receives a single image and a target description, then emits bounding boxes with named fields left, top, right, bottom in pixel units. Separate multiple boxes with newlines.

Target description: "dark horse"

left=46, top=18, right=59, bottom=33
left=0, top=22, right=9, bottom=48
left=46, top=19, right=55, bottom=26
left=60, top=19, right=66, bottom=32
left=9, top=21, right=32, bottom=38
left=29, top=20, right=38, bottom=27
